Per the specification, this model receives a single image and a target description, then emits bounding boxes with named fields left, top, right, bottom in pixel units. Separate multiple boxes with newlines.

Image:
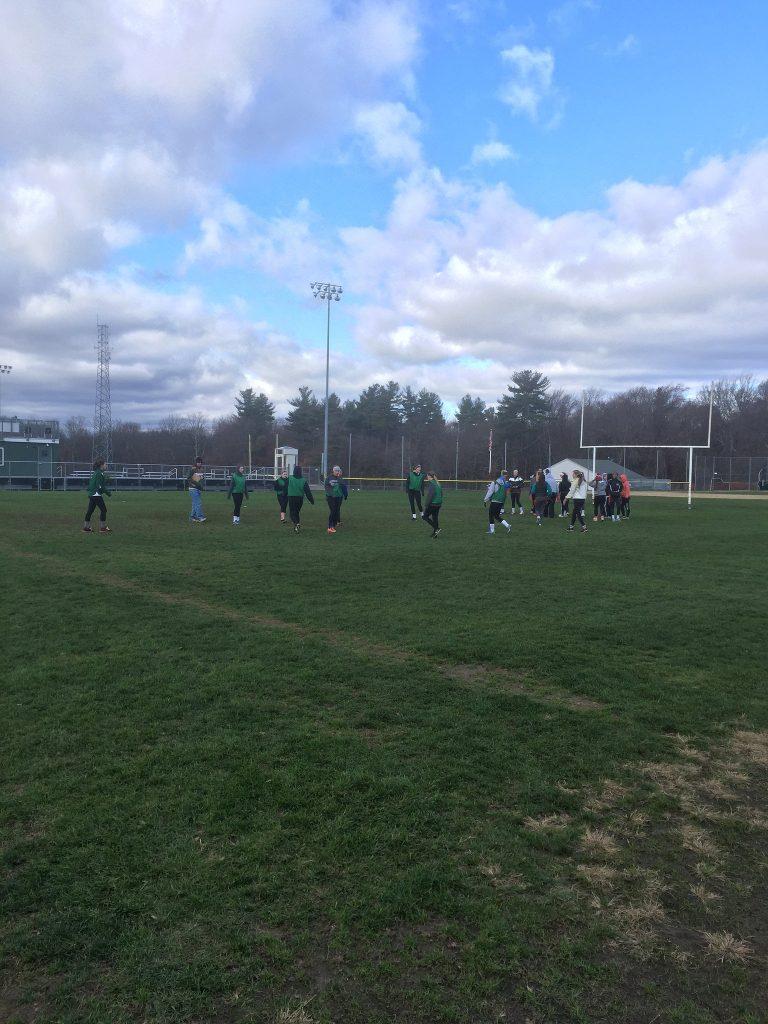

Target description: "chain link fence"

left=694, top=455, right=768, bottom=492
left=2, top=457, right=767, bottom=493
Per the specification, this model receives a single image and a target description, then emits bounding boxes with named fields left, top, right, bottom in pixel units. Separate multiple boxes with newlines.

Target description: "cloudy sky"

left=1, top=0, right=767, bottom=424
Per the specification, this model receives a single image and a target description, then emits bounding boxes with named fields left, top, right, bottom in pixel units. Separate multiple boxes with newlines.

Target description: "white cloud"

left=499, top=45, right=556, bottom=121
left=353, top=102, right=423, bottom=170
left=182, top=195, right=333, bottom=289
left=600, top=33, right=639, bottom=57
left=0, top=147, right=208, bottom=300
left=548, top=0, right=599, bottom=33
left=470, top=141, right=517, bottom=165
left=338, top=148, right=768, bottom=393
left=0, top=0, right=419, bottom=163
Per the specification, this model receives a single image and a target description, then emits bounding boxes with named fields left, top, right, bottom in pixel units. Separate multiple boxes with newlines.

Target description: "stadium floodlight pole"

left=310, top=281, right=343, bottom=478
left=0, top=364, right=11, bottom=420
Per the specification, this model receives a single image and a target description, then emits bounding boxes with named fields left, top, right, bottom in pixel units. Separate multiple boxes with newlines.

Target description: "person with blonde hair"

left=421, top=471, right=443, bottom=538
left=566, top=469, right=588, bottom=533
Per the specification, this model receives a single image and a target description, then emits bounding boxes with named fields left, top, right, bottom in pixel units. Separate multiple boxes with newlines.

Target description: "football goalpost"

left=579, top=392, right=714, bottom=509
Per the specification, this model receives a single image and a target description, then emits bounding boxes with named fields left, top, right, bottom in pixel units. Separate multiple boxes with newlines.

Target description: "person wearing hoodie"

left=619, top=473, right=632, bottom=518
left=507, top=469, right=525, bottom=514
left=405, top=463, right=426, bottom=519
left=566, top=469, right=588, bottom=533
left=606, top=472, right=623, bottom=522
left=227, top=464, right=249, bottom=525
left=591, top=473, right=606, bottom=521
left=273, top=469, right=289, bottom=523
left=422, top=471, right=443, bottom=538
left=558, top=472, right=570, bottom=517
left=286, top=465, right=314, bottom=532
left=82, top=458, right=112, bottom=533
left=530, top=469, right=552, bottom=525
left=544, top=468, right=558, bottom=518
left=324, top=465, right=348, bottom=534
left=483, top=471, right=512, bottom=535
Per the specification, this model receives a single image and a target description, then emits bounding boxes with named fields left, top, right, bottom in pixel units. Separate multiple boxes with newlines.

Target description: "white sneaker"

left=412, top=513, right=417, bottom=519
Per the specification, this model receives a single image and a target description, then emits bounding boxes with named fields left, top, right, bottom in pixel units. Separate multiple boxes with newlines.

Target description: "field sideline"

left=2, top=491, right=767, bottom=1024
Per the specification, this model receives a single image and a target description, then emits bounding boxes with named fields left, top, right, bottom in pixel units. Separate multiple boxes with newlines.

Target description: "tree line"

left=60, top=371, right=768, bottom=480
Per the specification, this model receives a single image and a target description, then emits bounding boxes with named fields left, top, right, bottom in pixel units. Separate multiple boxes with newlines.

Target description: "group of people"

left=480, top=466, right=631, bottom=533
left=484, top=467, right=592, bottom=532
left=81, top=456, right=630, bottom=539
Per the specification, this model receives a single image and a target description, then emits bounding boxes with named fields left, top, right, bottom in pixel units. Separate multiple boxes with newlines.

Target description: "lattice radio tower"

left=92, top=319, right=113, bottom=465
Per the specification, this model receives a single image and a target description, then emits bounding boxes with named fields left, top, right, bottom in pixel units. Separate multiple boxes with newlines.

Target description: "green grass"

left=1, top=489, right=767, bottom=1023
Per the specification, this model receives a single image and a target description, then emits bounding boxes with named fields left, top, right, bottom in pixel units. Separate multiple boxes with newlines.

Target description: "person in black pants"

left=508, top=469, right=525, bottom=514
left=83, top=459, right=112, bottom=533
left=324, top=465, right=348, bottom=534
left=558, top=473, right=570, bottom=517
left=287, top=465, right=314, bottom=532
left=405, top=463, right=426, bottom=519
left=274, top=470, right=289, bottom=522
left=566, top=470, right=588, bottom=533
left=545, top=469, right=558, bottom=518
left=422, top=471, right=443, bottom=537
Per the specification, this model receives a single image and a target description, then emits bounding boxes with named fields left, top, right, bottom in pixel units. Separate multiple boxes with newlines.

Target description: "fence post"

left=748, top=457, right=752, bottom=491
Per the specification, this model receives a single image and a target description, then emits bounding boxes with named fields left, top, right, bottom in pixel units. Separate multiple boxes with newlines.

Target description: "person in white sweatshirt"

left=484, top=472, right=512, bottom=535
left=566, top=469, right=588, bottom=533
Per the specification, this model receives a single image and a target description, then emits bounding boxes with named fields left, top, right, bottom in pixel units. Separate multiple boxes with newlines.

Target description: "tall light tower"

left=92, top=320, right=113, bottom=465
left=0, top=364, right=11, bottom=421
left=310, top=282, right=343, bottom=477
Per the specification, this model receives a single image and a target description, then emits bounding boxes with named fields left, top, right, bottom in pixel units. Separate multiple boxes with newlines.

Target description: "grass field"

left=2, top=489, right=767, bottom=1024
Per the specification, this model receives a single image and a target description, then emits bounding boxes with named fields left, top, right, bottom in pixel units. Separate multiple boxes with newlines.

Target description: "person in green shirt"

left=273, top=469, right=289, bottom=523
left=82, top=459, right=112, bottom=533
left=227, top=465, right=249, bottom=525
left=324, top=465, right=349, bottom=533
left=422, top=471, right=443, bottom=538
left=405, top=463, right=426, bottom=519
left=286, top=465, right=315, bottom=533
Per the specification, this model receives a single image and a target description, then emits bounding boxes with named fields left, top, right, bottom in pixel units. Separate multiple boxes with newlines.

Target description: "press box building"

left=0, top=416, right=60, bottom=487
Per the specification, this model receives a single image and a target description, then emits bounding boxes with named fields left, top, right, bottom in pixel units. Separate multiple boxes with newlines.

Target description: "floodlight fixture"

left=310, top=282, right=344, bottom=477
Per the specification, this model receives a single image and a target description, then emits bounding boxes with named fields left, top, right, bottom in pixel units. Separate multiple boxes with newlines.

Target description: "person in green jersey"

left=273, top=469, right=289, bottom=522
left=227, top=464, right=249, bottom=525
left=324, top=465, right=348, bottom=534
left=82, top=459, right=112, bottom=533
left=483, top=471, right=512, bottom=535
left=405, top=462, right=426, bottom=519
left=287, top=465, right=314, bottom=533
left=422, top=471, right=443, bottom=538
